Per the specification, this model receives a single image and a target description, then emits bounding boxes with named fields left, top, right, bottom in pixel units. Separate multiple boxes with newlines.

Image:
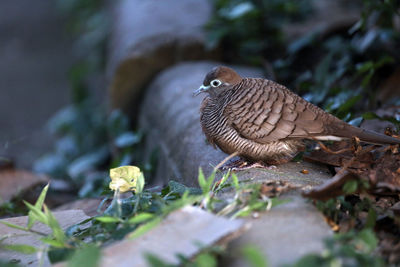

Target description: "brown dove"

left=194, top=66, right=400, bottom=166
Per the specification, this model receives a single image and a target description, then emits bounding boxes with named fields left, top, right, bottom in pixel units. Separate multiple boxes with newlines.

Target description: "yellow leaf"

left=109, top=166, right=143, bottom=193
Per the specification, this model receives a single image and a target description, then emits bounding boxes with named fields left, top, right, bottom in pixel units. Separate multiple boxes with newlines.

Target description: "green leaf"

left=95, top=216, right=122, bottom=223
left=214, top=171, right=230, bottom=192
left=356, top=61, right=374, bottom=74
left=290, top=253, right=325, bottom=267
left=136, top=172, right=145, bottom=194
left=128, top=218, right=162, bottom=239
left=1, top=244, right=37, bottom=254
left=43, top=205, right=66, bottom=242
left=361, top=71, right=374, bottom=88
left=195, top=253, right=217, bottom=267
left=198, top=168, right=207, bottom=193
left=48, top=248, right=74, bottom=264
left=270, top=198, right=291, bottom=208
left=374, top=55, right=394, bottom=68
left=358, top=229, right=378, bottom=252
left=362, top=112, right=380, bottom=120
left=28, top=183, right=49, bottom=229
left=23, top=201, right=47, bottom=225
left=241, top=245, right=268, bottom=267
left=34, top=183, right=49, bottom=209
left=145, top=253, right=175, bottom=267
left=365, top=208, right=377, bottom=229
left=231, top=173, right=239, bottom=189
left=343, top=180, right=358, bottom=194
left=0, top=259, right=21, bottom=267
left=40, top=237, right=66, bottom=248
left=205, top=172, right=216, bottom=193
left=114, top=132, right=140, bottom=148
left=67, top=245, right=101, bottom=267
left=0, top=221, right=28, bottom=232
left=337, top=95, right=361, bottom=115
left=128, top=213, right=155, bottom=224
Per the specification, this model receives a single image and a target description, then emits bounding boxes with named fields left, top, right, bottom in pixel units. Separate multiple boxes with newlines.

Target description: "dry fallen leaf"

left=300, top=169, right=309, bottom=174
left=303, top=140, right=400, bottom=199
left=260, top=181, right=293, bottom=198
left=0, top=169, right=48, bottom=204
left=109, top=165, right=144, bottom=193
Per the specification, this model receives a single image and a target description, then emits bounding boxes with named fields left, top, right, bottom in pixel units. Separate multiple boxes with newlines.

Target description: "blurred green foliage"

left=207, top=0, right=400, bottom=122
left=290, top=229, right=384, bottom=267
left=56, top=0, right=109, bottom=72
left=56, top=0, right=109, bottom=104
left=2, top=169, right=285, bottom=265
left=34, top=106, right=141, bottom=197
left=206, top=0, right=313, bottom=64
left=32, top=0, right=142, bottom=197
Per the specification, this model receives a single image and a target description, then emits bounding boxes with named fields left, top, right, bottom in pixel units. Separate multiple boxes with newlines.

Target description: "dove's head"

left=194, top=66, right=242, bottom=97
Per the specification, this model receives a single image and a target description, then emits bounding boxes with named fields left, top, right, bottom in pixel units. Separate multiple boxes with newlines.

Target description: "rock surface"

left=0, top=210, right=89, bottom=267
left=107, top=0, right=219, bottom=118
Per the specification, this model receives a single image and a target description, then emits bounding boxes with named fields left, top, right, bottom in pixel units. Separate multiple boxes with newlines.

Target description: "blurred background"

left=0, top=0, right=73, bottom=168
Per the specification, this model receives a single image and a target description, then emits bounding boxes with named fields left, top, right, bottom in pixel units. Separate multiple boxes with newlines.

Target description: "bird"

left=193, top=66, right=400, bottom=168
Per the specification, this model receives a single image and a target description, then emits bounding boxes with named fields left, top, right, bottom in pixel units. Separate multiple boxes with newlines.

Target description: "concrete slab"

left=222, top=194, right=331, bottom=267
left=0, top=210, right=89, bottom=267
left=100, top=206, right=245, bottom=267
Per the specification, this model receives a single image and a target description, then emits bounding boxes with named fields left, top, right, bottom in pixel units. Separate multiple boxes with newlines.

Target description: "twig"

left=312, top=138, right=352, bottom=154
left=214, top=151, right=239, bottom=171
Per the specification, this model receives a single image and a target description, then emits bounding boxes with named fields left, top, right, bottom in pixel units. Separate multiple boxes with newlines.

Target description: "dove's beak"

left=193, top=85, right=210, bottom=96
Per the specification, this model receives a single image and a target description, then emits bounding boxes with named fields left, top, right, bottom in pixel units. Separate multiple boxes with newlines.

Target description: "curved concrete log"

left=107, top=0, right=219, bottom=118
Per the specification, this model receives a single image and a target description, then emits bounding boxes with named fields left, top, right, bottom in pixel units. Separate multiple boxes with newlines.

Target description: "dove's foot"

left=220, top=159, right=276, bottom=171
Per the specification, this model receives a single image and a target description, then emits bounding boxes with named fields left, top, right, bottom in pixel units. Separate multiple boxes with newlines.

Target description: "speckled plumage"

left=196, top=66, right=400, bottom=164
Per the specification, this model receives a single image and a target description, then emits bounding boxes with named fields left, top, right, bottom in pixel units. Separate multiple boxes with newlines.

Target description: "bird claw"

left=220, top=160, right=276, bottom=171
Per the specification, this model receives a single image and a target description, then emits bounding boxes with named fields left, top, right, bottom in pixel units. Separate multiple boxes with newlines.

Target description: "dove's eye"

left=210, top=79, right=222, bottom=87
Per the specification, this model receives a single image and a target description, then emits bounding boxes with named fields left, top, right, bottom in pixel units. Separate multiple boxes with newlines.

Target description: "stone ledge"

left=0, top=210, right=89, bottom=267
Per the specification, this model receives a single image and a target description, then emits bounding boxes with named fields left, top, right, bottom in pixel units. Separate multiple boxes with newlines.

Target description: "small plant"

left=33, top=106, right=142, bottom=197
left=290, top=229, right=384, bottom=267
left=0, top=164, right=287, bottom=265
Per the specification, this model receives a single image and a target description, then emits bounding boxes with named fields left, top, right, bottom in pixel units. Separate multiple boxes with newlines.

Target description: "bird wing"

left=224, top=79, right=341, bottom=143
